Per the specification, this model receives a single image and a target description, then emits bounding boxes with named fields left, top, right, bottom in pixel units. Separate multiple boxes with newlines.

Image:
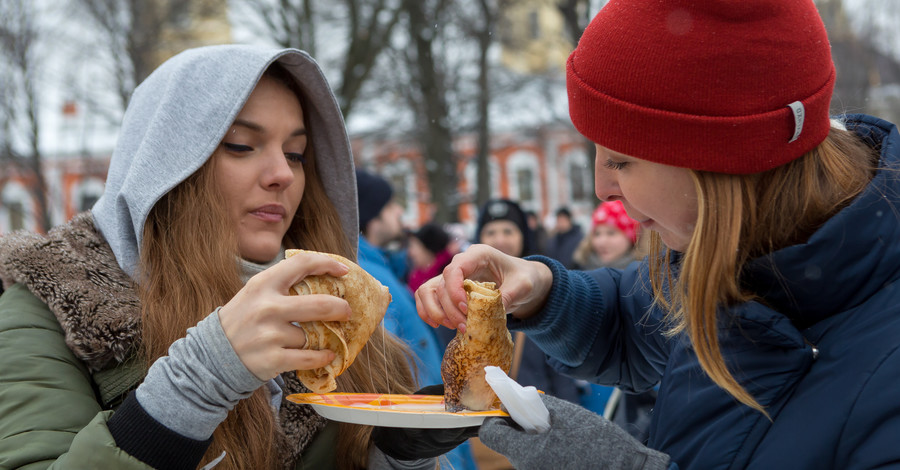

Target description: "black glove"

left=479, top=394, right=670, bottom=470
left=371, top=384, right=480, bottom=460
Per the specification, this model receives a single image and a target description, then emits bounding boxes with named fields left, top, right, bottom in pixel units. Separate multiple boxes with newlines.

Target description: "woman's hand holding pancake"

left=414, top=244, right=554, bottom=332
left=219, top=251, right=351, bottom=381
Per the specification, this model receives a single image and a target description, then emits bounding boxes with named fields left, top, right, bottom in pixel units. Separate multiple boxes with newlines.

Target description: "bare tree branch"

left=0, top=0, right=51, bottom=231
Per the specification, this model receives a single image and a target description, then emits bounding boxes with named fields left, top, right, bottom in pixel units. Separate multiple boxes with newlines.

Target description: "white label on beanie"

left=788, top=101, right=805, bottom=143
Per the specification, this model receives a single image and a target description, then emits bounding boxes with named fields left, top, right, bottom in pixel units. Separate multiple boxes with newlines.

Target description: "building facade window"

left=515, top=167, right=535, bottom=202
left=464, top=157, right=501, bottom=201
left=1, top=182, right=34, bottom=234
left=564, top=149, right=592, bottom=203
left=506, top=149, right=542, bottom=214
left=529, top=10, right=540, bottom=40
left=8, top=201, right=25, bottom=231
left=382, top=160, right=416, bottom=224
left=74, top=178, right=106, bottom=213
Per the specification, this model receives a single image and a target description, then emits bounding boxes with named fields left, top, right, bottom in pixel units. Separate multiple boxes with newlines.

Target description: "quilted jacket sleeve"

left=0, top=284, right=150, bottom=470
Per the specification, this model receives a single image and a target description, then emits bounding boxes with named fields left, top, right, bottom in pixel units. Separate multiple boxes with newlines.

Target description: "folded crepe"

left=442, top=279, right=514, bottom=411
left=285, top=249, right=391, bottom=393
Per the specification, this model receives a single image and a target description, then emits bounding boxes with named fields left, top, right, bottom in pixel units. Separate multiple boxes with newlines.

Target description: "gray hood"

left=92, top=45, right=358, bottom=279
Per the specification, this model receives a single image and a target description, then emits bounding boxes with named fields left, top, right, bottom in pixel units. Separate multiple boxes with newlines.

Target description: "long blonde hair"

left=139, top=72, right=416, bottom=469
left=649, top=125, right=877, bottom=415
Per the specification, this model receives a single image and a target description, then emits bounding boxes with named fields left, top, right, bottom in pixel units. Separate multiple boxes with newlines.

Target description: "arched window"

left=464, top=156, right=500, bottom=201
left=1, top=182, right=34, bottom=233
left=506, top=150, right=542, bottom=213
left=74, top=178, right=105, bottom=212
left=563, top=148, right=592, bottom=203
left=381, top=160, right=416, bottom=224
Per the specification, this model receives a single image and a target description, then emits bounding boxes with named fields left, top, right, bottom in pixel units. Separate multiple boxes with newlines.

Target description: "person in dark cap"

left=354, top=169, right=477, bottom=470
left=474, top=199, right=535, bottom=257
left=545, top=206, right=584, bottom=269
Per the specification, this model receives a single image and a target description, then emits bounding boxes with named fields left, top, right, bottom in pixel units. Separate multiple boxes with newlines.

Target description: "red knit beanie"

left=592, top=201, right=639, bottom=245
left=567, top=0, right=835, bottom=174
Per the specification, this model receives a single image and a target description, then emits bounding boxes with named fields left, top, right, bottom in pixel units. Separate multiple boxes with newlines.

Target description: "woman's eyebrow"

left=231, top=119, right=307, bottom=137
left=232, top=119, right=263, bottom=132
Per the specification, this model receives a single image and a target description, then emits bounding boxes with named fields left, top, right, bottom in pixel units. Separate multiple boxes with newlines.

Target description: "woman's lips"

left=250, top=205, right=286, bottom=222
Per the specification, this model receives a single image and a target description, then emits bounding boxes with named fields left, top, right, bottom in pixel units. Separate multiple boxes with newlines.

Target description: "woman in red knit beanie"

left=574, top=200, right=641, bottom=270
left=413, top=0, right=900, bottom=469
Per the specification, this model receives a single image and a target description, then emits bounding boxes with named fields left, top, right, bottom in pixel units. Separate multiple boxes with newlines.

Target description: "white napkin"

left=484, top=365, right=551, bottom=433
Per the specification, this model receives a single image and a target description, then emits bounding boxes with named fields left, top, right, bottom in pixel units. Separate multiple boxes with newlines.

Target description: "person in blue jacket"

left=355, top=169, right=444, bottom=387
left=355, top=169, right=477, bottom=470
left=412, top=0, right=900, bottom=468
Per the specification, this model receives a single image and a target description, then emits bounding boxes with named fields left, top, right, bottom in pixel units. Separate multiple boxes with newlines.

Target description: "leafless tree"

left=399, top=0, right=462, bottom=223
left=0, top=0, right=52, bottom=232
left=555, top=0, right=595, bottom=46
left=457, top=0, right=498, bottom=209
left=231, top=0, right=403, bottom=118
left=818, top=0, right=900, bottom=121
left=69, top=0, right=217, bottom=111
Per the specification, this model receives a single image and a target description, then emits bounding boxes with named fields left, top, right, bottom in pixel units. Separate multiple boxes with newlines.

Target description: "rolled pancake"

left=285, top=249, right=391, bottom=393
left=442, top=279, right=514, bottom=411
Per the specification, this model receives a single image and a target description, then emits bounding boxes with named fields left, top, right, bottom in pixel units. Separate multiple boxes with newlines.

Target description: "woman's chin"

left=239, top=244, right=282, bottom=264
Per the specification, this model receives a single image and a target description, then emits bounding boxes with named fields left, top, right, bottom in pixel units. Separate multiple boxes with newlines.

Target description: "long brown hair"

left=139, top=66, right=416, bottom=470
left=649, top=124, right=878, bottom=415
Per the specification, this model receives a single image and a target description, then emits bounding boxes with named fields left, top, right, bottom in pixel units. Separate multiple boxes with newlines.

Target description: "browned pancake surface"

left=286, top=249, right=391, bottom=393
left=442, top=279, right=514, bottom=411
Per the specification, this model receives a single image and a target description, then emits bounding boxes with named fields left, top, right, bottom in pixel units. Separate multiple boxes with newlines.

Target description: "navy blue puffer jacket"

left=514, top=114, right=900, bottom=469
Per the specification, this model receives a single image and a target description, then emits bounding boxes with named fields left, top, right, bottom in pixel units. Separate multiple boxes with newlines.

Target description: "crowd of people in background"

left=3, top=1, right=898, bottom=468
left=354, top=170, right=476, bottom=470
left=356, top=188, right=658, bottom=461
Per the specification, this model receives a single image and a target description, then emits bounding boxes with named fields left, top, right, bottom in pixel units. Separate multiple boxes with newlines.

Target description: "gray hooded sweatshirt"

left=92, top=44, right=359, bottom=279
left=89, top=45, right=373, bottom=468
left=1, top=45, right=432, bottom=469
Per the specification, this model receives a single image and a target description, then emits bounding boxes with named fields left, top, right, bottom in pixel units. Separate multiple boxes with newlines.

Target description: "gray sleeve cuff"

left=367, top=446, right=437, bottom=470
left=136, top=308, right=265, bottom=440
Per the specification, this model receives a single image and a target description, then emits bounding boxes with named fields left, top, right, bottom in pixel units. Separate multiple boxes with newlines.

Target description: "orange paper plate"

left=286, top=393, right=508, bottom=428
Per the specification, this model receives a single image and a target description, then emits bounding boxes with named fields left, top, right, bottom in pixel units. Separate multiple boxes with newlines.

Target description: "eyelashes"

left=603, top=159, right=629, bottom=170
left=223, top=143, right=306, bottom=164
left=285, top=152, right=306, bottom=164
left=223, top=143, right=252, bottom=152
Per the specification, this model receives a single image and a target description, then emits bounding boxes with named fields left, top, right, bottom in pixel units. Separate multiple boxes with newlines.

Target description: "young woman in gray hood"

left=0, top=45, right=437, bottom=470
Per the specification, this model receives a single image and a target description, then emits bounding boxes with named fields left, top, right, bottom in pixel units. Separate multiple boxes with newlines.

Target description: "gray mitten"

left=479, top=394, right=670, bottom=470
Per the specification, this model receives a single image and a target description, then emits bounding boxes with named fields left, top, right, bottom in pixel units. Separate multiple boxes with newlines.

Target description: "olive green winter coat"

left=0, top=214, right=334, bottom=470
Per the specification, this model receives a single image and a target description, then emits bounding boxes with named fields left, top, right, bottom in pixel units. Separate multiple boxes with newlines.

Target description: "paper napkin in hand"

left=483, top=365, right=551, bottom=433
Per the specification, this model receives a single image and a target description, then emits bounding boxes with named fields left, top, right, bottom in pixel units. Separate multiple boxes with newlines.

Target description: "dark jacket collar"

left=742, top=115, right=900, bottom=329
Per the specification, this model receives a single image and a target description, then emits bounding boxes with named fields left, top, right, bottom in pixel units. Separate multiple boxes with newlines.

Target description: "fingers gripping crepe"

left=285, top=249, right=391, bottom=393
left=442, top=279, right=514, bottom=412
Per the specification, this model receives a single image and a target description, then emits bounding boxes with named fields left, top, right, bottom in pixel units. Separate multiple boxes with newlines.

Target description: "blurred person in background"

left=524, top=210, right=548, bottom=255
left=355, top=169, right=476, bottom=470
left=574, top=200, right=640, bottom=270
left=545, top=207, right=584, bottom=269
left=355, top=169, right=444, bottom=388
left=443, top=222, right=472, bottom=254
left=407, top=223, right=455, bottom=293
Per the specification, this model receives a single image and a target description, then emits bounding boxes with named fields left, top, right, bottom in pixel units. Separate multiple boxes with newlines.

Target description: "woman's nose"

left=594, top=166, right=621, bottom=202
left=263, top=151, right=295, bottom=189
